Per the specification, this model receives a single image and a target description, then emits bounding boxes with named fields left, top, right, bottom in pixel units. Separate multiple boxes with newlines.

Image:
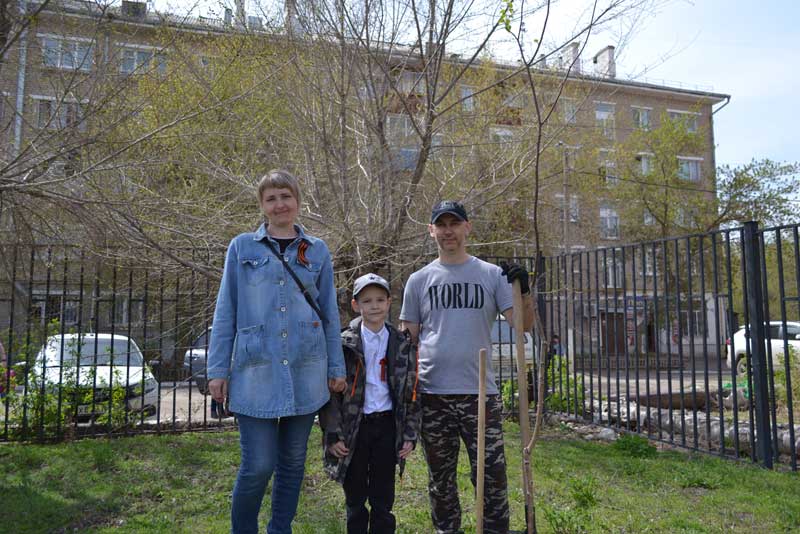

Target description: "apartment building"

left=0, top=0, right=731, bottom=362
left=1, top=1, right=728, bottom=247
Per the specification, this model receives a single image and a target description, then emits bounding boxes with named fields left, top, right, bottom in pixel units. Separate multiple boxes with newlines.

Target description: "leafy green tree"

left=612, top=116, right=798, bottom=240
left=611, top=112, right=710, bottom=240
left=714, top=159, right=799, bottom=229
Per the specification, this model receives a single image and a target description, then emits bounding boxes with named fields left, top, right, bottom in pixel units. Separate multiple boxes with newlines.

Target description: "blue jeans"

left=231, top=413, right=316, bottom=534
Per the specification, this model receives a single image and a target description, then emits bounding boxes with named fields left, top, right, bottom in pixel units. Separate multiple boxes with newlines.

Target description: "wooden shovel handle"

left=476, top=347, right=487, bottom=534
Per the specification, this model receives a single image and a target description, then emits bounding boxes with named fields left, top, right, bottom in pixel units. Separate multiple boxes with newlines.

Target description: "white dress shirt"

left=361, top=323, right=393, bottom=414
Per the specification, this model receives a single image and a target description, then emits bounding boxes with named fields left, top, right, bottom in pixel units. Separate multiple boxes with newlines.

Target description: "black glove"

left=500, top=262, right=530, bottom=295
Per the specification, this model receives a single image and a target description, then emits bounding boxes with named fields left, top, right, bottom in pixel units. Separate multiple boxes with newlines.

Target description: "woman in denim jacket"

left=207, top=170, right=346, bottom=534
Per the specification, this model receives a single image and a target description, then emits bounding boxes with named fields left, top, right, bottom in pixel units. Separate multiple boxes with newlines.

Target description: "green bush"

left=774, top=347, right=800, bottom=415
left=612, top=432, right=657, bottom=458
left=3, top=322, right=131, bottom=440
left=543, top=504, right=589, bottom=534
left=544, top=355, right=585, bottom=414
left=501, top=379, right=515, bottom=411
left=676, top=466, right=723, bottom=490
left=569, top=476, right=598, bottom=509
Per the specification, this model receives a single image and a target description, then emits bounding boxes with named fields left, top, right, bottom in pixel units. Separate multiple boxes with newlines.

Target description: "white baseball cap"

left=352, top=273, right=390, bottom=298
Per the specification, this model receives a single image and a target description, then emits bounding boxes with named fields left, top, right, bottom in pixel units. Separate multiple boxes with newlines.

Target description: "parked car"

left=182, top=327, right=212, bottom=394
left=32, top=333, right=158, bottom=420
left=726, top=321, right=800, bottom=376
left=491, top=316, right=536, bottom=376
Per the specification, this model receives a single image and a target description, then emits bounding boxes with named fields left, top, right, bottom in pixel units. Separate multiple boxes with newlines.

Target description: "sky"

left=606, top=0, right=799, bottom=167
left=156, top=0, right=798, bottom=168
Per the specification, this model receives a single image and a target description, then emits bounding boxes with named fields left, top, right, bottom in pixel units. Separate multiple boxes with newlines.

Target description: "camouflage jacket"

left=318, top=317, right=420, bottom=484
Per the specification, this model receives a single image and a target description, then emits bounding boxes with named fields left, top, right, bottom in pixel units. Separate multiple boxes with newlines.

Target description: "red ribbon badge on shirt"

left=379, top=357, right=387, bottom=382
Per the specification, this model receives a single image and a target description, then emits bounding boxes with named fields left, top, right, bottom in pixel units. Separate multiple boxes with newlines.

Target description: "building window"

left=631, top=106, right=651, bottom=130
left=561, top=98, right=577, bottom=124
left=595, top=102, right=615, bottom=139
left=397, top=71, right=425, bottom=95
left=34, top=97, right=87, bottom=131
left=668, top=109, right=699, bottom=133
left=48, top=150, right=80, bottom=178
left=119, top=45, right=166, bottom=75
left=599, top=150, right=617, bottom=185
left=460, top=86, right=475, bottom=112
left=676, top=206, right=696, bottom=228
left=99, top=297, right=145, bottom=327
left=429, top=132, right=446, bottom=160
left=33, top=295, right=81, bottom=327
left=679, top=307, right=707, bottom=338
left=503, top=91, right=528, bottom=109
left=40, top=35, right=94, bottom=71
left=554, top=194, right=580, bottom=223
left=638, top=153, right=652, bottom=175
left=603, top=249, right=625, bottom=287
left=387, top=113, right=420, bottom=170
left=677, top=157, right=701, bottom=181
left=386, top=113, right=417, bottom=142
left=358, top=83, right=377, bottom=102
left=599, top=206, right=619, bottom=239
left=36, top=99, right=53, bottom=129
left=643, top=208, right=656, bottom=226
left=63, top=102, right=83, bottom=130
left=392, top=147, right=419, bottom=171
left=564, top=147, right=578, bottom=170
left=641, top=249, right=656, bottom=276
left=569, top=195, right=579, bottom=222
left=490, top=126, right=515, bottom=145
left=570, top=245, right=585, bottom=275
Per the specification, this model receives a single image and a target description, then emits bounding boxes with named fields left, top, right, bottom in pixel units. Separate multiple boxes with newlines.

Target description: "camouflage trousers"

left=420, top=394, right=509, bottom=534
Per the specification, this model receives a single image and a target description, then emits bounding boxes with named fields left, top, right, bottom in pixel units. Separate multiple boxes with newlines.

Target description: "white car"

left=726, top=321, right=800, bottom=376
left=491, top=316, right=535, bottom=377
left=32, top=333, right=159, bottom=420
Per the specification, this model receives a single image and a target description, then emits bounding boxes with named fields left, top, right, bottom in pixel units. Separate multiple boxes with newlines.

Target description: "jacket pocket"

left=241, top=256, right=270, bottom=286
left=233, top=324, right=270, bottom=369
left=299, top=320, right=325, bottom=360
left=293, top=261, right=321, bottom=293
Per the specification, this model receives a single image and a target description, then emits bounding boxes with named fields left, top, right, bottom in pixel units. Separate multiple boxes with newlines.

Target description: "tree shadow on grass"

left=2, top=483, right=115, bottom=534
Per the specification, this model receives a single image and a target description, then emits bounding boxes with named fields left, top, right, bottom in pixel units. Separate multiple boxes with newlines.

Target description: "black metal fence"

left=0, top=245, right=224, bottom=441
left=1, top=223, right=798, bottom=471
left=536, top=221, right=799, bottom=470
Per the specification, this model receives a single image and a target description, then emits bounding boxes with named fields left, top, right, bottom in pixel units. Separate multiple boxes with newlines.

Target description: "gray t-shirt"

left=400, top=256, right=513, bottom=395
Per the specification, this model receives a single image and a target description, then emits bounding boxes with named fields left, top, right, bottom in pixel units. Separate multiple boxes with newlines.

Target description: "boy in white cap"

left=319, top=273, right=421, bottom=534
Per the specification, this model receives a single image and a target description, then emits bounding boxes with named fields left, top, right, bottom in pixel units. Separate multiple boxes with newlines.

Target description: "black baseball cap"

left=430, top=200, right=468, bottom=223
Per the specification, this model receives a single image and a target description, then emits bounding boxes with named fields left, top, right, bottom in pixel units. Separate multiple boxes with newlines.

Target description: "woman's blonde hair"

left=257, top=169, right=301, bottom=205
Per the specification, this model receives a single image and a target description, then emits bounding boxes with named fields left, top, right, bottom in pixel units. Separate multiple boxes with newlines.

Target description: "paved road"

left=144, top=380, right=225, bottom=424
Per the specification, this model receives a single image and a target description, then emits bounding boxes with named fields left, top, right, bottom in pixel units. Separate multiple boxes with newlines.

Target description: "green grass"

left=2, top=423, right=799, bottom=533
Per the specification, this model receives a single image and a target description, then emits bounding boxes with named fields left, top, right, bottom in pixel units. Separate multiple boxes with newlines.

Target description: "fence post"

left=532, top=255, right=547, bottom=409
left=742, top=221, right=773, bottom=468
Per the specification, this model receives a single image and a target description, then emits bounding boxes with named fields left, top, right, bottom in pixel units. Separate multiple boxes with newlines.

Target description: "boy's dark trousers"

left=343, top=411, right=397, bottom=534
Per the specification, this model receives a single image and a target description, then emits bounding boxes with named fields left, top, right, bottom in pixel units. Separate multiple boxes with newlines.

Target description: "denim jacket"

left=207, top=223, right=346, bottom=419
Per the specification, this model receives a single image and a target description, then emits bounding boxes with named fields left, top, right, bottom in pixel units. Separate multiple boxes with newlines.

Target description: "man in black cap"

left=400, top=200, right=533, bottom=534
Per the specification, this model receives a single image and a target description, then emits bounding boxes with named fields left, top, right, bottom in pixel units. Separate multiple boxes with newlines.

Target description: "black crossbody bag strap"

left=262, top=239, right=328, bottom=324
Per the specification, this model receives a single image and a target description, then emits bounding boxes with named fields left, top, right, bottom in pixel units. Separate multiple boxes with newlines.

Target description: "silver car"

left=182, top=327, right=212, bottom=394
